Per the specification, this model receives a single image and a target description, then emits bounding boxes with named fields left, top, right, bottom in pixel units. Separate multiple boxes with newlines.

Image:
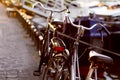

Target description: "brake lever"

left=100, top=24, right=111, bottom=35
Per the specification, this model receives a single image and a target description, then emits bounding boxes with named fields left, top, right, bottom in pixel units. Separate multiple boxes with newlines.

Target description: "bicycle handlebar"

left=36, top=1, right=67, bottom=13
left=67, top=16, right=111, bottom=35
left=36, top=1, right=110, bottom=35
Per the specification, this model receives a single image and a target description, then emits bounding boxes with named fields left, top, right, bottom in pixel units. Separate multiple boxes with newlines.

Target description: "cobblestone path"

left=0, top=3, right=41, bottom=80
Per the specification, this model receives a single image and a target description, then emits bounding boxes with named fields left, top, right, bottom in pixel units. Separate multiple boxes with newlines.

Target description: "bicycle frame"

left=70, top=27, right=83, bottom=80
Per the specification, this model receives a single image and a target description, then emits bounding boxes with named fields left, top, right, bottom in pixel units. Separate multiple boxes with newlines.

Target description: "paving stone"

left=0, top=70, right=6, bottom=78
left=18, top=77, right=32, bottom=80
left=0, top=78, right=6, bottom=80
left=0, top=74, right=6, bottom=78
left=0, top=70, right=6, bottom=75
left=7, top=78, right=18, bottom=80
left=18, top=70, right=30, bottom=78
left=6, top=70, right=18, bottom=78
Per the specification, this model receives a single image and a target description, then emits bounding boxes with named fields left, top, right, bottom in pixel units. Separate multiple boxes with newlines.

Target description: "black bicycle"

left=33, top=2, right=69, bottom=78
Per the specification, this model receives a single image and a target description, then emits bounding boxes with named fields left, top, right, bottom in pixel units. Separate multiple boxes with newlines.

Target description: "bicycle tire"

left=43, top=56, right=65, bottom=80
left=43, top=65, right=51, bottom=80
left=53, top=49, right=70, bottom=80
left=55, top=64, right=70, bottom=80
left=38, top=31, right=50, bottom=73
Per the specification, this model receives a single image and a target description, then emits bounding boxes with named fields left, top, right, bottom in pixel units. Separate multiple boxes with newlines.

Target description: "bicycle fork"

left=71, top=42, right=81, bottom=80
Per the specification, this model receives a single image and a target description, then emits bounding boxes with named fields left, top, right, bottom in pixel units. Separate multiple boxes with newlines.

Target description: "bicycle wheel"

left=53, top=49, right=70, bottom=80
left=43, top=58, right=56, bottom=80
left=62, top=67, right=70, bottom=80
left=43, top=36, right=70, bottom=80
left=43, top=65, right=52, bottom=80
left=43, top=55, right=65, bottom=80
left=54, top=63, right=70, bottom=80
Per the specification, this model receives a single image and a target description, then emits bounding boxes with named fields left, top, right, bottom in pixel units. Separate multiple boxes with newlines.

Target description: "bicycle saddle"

left=89, top=50, right=113, bottom=65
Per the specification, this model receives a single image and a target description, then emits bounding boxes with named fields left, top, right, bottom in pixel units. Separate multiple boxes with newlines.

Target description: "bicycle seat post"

left=86, top=62, right=98, bottom=80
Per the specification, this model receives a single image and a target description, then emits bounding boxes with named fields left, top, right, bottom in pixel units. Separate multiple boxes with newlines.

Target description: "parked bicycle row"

left=12, top=2, right=120, bottom=80
left=2, top=0, right=120, bottom=80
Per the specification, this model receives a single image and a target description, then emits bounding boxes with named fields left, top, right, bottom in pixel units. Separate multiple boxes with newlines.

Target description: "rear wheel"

left=43, top=65, right=53, bottom=80
left=43, top=52, right=70, bottom=80
left=43, top=55, right=65, bottom=80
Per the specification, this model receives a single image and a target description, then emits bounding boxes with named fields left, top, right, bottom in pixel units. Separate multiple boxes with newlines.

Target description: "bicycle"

left=61, top=9, right=113, bottom=80
left=32, top=2, right=70, bottom=78
left=33, top=2, right=114, bottom=80
left=46, top=6, right=113, bottom=80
